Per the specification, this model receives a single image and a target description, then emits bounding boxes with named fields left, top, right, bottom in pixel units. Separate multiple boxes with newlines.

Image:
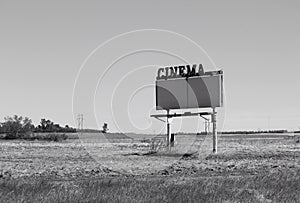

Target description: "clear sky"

left=0, top=0, right=300, bottom=132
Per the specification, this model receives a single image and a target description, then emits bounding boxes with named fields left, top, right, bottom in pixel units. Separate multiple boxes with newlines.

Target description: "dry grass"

left=0, top=170, right=299, bottom=203
left=0, top=133, right=299, bottom=202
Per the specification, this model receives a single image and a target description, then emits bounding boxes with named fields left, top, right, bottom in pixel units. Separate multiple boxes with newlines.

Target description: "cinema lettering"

left=156, top=64, right=223, bottom=80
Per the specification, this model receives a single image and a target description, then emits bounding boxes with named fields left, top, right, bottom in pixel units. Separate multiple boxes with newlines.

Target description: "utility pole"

left=77, top=114, right=83, bottom=131
left=77, top=114, right=80, bottom=130
left=81, top=114, right=83, bottom=130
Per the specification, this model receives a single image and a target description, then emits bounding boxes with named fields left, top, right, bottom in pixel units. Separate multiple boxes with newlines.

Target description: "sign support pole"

left=166, top=109, right=171, bottom=151
left=212, top=107, right=217, bottom=153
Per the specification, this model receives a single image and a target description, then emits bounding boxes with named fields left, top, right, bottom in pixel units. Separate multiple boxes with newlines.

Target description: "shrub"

left=21, top=133, right=68, bottom=141
left=34, top=133, right=68, bottom=141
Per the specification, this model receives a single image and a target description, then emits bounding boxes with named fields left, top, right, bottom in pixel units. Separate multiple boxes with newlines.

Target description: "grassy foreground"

left=0, top=170, right=299, bottom=203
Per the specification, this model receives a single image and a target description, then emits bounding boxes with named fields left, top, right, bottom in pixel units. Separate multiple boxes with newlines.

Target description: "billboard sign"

left=156, top=64, right=223, bottom=110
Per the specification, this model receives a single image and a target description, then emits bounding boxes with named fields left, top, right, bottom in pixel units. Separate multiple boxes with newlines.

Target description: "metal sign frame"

left=151, top=65, right=223, bottom=153
left=151, top=109, right=218, bottom=153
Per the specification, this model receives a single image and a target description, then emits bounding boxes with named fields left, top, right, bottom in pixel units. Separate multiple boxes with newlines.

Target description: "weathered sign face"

left=155, top=64, right=223, bottom=110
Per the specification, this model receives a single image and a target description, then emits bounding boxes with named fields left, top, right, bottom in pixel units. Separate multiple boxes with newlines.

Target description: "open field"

left=0, top=133, right=299, bottom=202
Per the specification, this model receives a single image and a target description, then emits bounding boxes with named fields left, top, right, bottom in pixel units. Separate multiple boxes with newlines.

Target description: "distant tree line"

left=0, top=115, right=76, bottom=139
left=220, top=130, right=289, bottom=134
left=35, top=118, right=76, bottom=133
left=185, top=129, right=290, bottom=135
left=76, top=123, right=109, bottom=133
left=77, top=129, right=101, bottom=133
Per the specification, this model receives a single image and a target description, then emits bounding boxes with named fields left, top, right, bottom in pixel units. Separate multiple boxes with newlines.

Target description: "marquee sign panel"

left=155, top=65, right=223, bottom=110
